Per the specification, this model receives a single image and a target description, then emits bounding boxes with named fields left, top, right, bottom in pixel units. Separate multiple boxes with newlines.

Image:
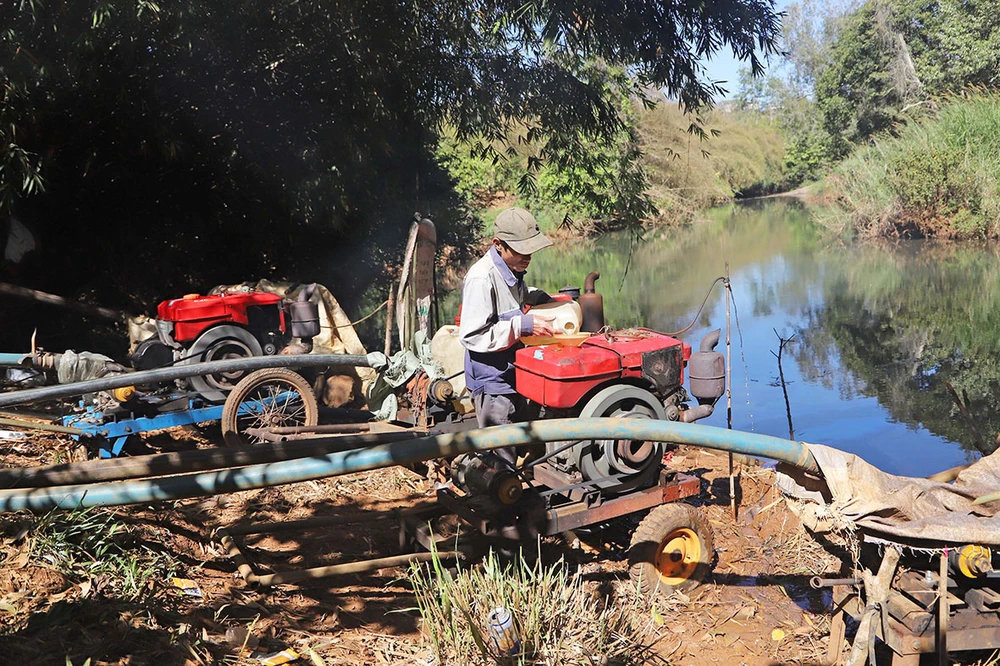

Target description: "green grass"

left=30, top=507, right=176, bottom=601
left=406, top=545, right=666, bottom=665
left=827, top=90, right=1000, bottom=239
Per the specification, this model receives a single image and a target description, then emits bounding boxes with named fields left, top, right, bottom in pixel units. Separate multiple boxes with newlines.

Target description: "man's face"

left=494, top=239, right=531, bottom=273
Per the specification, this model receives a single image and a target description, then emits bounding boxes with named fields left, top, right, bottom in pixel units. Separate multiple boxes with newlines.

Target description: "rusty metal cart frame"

left=218, top=465, right=701, bottom=587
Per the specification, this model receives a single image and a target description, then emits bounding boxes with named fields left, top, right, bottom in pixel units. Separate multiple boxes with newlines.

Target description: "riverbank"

left=826, top=92, right=1000, bottom=240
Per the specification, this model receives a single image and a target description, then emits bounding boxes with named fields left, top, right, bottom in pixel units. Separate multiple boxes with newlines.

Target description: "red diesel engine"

left=513, top=329, right=725, bottom=495
left=156, top=292, right=288, bottom=355
left=131, top=289, right=320, bottom=402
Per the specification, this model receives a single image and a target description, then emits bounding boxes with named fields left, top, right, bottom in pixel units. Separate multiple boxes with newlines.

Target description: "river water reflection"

left=509, top=199, right=1000, bottom=476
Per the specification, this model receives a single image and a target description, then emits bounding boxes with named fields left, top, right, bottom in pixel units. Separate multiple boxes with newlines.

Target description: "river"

left=510, top=199, right=1000, bottom=477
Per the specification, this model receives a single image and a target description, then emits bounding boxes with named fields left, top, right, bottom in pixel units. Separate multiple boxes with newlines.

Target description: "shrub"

left=829, top=91, right=1000, bottom=239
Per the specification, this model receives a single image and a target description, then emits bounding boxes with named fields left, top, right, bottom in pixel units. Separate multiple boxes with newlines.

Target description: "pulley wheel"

left=221, top=368, right=319, bottom=446
left=572, top=384, right=665, bottom=493
left=629, top=503, right=714, bottom=597
left=184, top=325, right=262, bottom=402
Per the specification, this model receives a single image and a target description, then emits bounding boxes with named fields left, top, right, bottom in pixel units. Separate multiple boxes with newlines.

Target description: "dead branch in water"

left=771, top=329, right=796, bottom=441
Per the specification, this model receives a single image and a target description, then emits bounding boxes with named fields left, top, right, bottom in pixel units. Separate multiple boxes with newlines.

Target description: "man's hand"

left=532, top=314, right=556, bottom=336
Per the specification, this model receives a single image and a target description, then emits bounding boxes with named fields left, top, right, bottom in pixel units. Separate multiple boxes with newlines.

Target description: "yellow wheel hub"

left=655, top=527, right=701, bottom=585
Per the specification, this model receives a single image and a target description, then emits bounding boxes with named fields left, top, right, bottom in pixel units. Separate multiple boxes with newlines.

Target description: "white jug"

left=529, top=300, right=583, bottom=334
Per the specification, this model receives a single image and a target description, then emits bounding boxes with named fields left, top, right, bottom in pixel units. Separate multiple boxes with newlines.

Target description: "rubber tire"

left=220, top=368, right=319, bottom=447
left=628, top=503, right=714, bottom=598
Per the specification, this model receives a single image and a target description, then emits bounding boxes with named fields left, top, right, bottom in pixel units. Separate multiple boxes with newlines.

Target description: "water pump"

left=131, top=288, right=320, bottom=402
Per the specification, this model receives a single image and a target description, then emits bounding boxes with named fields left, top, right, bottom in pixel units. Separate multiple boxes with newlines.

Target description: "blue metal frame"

left=63, top=401, right=225, bottom=458
left=61, top=390, right=299, bottom=457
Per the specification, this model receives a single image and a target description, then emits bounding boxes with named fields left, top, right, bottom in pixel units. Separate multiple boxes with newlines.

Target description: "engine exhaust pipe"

left=700, top=328, right=722, bottom=353
left=680, top=404, right=714, bottom=423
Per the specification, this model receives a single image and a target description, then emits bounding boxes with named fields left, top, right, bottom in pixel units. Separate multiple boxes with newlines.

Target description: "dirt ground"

left=0, top=426, right=853, bottom=666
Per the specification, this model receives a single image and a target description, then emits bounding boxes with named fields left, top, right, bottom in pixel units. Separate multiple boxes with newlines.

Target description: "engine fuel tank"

left=515, top=342, right=621, bottom=408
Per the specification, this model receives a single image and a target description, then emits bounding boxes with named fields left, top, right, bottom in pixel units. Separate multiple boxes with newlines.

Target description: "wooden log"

left=0, top=281, right=123, bottom=321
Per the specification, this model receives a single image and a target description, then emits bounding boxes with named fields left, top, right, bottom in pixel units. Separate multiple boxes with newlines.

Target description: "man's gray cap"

left=494, top=207, right=553, bottom=255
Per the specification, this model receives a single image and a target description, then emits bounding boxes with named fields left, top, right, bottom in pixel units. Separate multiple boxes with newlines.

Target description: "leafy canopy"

left=816, top=0, right=1000, bottom=153
left=0, top=0, right=782, bottom=318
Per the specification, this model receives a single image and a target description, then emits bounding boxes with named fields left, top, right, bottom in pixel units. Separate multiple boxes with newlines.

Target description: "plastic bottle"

left=528, top=300, right=583, bottom=334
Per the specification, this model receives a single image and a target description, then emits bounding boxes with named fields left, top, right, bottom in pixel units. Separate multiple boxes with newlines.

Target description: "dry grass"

left=636, top=104, right=787, bottom=215
left=406, top=546, right=669, bottom=665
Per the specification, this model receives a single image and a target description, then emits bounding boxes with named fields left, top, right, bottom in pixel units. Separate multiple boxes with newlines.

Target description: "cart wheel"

left=221, top=368, right=318, bottom=446
left=628, top=503, right=713, bottom=597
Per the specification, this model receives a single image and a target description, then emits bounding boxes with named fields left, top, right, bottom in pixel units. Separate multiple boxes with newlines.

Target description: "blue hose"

left=0, top=353, right=28, bottom=368
left=0, top=418, right=818, bottom=512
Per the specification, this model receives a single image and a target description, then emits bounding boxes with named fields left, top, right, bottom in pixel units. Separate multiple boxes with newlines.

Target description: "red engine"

left=515, top=330, right=691, bottom=411
left=129, top=289, right=321, bottom=403
left=511, top=328, right=724, bottom=496
left=155, top=292, right=287, bottom=352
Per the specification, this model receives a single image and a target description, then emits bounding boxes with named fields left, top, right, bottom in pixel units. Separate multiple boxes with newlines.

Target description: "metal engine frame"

left=821, top=539, right=1000, bottom=665
left=218, top=462, right=701, bottom=587
left=406, top=466, right=701, bottom=550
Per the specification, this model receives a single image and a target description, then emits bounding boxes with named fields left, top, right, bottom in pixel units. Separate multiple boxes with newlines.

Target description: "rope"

left=331, top=299, right=390, bottom=329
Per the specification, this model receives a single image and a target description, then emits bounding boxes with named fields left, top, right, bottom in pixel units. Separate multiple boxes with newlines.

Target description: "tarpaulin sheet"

left=776, top=443, right=1000, bottom=546
left=56, top=350, right=124, bottom=384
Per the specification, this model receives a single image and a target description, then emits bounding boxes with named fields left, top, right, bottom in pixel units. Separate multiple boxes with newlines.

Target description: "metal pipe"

left=220, top=526, right=459, bottom=587
left=0, top=353, right=379, bottom=408
left=0, top=416, right=83, bottom=436
left=680, top=404, right=714, bottom=423
left=241, top=429, right=295, bottom=443
left=265, top=423, right=373, bottom=435
left=251, top=551, right=461, bottom=586
left=938, top=550, right=948, bottom=665
left=0, top=418, right=819, bottom=512
left=0, top=430, right=422, bottom=489
left=810, top=576, right=862, bottom=589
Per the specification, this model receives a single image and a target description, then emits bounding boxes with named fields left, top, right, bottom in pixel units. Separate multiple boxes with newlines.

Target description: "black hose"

left=667, top=277, right=727, bottom=337
left=0, top=353, right=374, bottom=409
left=0, top=430, right=420, bottom=489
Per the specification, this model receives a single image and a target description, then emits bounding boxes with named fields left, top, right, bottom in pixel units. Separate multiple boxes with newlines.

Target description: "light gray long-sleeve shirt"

left=459, top=247, right=548, bottom=395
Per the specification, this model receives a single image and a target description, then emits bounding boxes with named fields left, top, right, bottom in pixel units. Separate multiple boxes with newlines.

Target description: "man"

left=459, top=207, right=554, bottom=452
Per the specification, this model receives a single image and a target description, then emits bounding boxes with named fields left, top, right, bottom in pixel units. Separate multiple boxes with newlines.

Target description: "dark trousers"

left=473, top=392, right=526, bottom=467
